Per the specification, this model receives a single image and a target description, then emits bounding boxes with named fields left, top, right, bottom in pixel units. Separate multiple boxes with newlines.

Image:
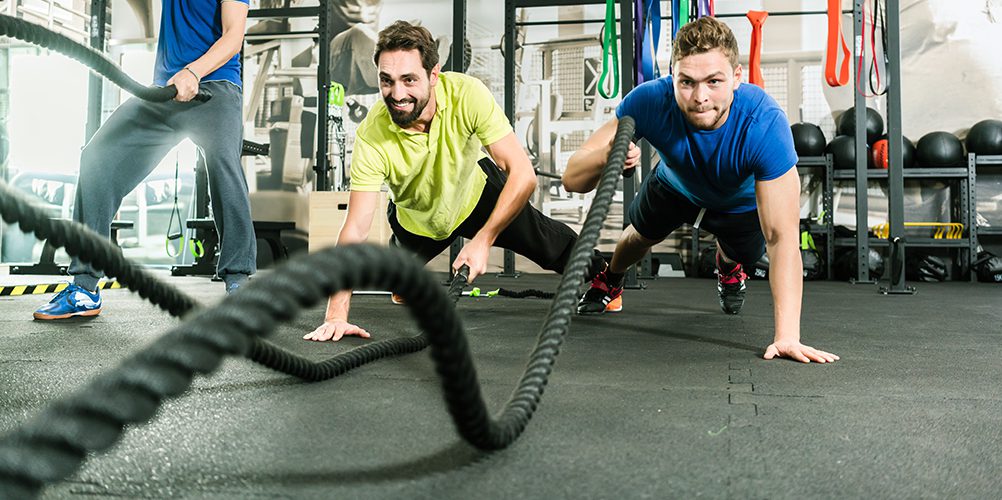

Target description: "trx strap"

left=746, top=10, right=768, bottom=88
left=598, top=0, right=620, bottom=98
left=825, top=0, right=851, bottom=87
left=640, top=0, right=662, bottom=83
left=165, top=154, right=183, bottom=258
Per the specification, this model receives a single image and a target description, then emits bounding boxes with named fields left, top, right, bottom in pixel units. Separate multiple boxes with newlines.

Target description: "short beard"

left=386, top=96, right=427, bottom=127
left=686, top=107, right=726, bottom=131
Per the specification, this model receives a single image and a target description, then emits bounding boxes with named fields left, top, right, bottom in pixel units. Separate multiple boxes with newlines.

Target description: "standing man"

left=34, top=0, right=255, bottom=320
left=304, top=21, right=603, bottom=342
left=563, top=17, right=838, bottom=364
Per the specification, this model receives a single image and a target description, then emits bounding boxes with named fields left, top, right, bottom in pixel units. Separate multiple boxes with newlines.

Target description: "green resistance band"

left=598, top=0, right=620, bottom=99
left=328, top=81, right=345, bottom=108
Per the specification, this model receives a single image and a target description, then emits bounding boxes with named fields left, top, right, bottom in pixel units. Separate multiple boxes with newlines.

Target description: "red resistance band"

left=825, top=0, right=851, bottom=87
left=746, top=10, right=768, bottom=88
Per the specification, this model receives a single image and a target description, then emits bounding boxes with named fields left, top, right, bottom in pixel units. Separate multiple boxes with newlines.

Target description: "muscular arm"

left=454, top=132, right=536, bottom=280
left=563, top=118, right=639, bottom=193
left=167, top=1, right=249, bottom=101
left=303, top=191, right=380, bottom=342
left=756, top=168, right=838, bottom=363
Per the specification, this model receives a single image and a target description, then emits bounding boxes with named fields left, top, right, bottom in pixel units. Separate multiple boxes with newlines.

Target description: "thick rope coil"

left=0, top=17, right=638, bottom=491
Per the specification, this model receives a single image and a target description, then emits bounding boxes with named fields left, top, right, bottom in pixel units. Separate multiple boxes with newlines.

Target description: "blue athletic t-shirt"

left=616, top=76, right=797, bottom=213
left=153, top=0, right=249, bottom=88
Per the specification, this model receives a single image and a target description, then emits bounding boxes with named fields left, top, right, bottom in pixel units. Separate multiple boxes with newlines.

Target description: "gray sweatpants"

left=69, top=81, right=256, bottom=290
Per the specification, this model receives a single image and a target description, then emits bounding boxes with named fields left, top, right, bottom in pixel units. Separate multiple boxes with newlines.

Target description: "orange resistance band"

left=746, top=10, right=768, bottom=88
left=825, top=0, right=851, bottom=87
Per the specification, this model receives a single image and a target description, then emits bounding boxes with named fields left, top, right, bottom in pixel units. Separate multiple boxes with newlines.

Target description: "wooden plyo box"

left=308, top=191, right=392, bottom=253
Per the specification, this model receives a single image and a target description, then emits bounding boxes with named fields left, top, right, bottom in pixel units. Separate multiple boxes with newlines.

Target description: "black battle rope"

left=0, top=115, right=636, bottom=496
left=249, top=266, right=470, bottom=382
left=0, top=181, right=197, bottom=317
left=0, top=14, right=211, bottom=102
left=0, top=177, right=447, bottom=381
left=496, top=288, right=555, bottom=299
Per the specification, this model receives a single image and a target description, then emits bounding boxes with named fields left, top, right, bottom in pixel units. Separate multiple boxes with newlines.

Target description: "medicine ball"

left=965, top=119, right=1002, bottom=156
left=791, top=122, right=827, bottom=157
left=826, top=135, right=870, bottom=169
left=871, top=135, right=917, bottom=169
left=916, top=131, right=965, bottom=167
left=837, top=107, right=884, bottom=145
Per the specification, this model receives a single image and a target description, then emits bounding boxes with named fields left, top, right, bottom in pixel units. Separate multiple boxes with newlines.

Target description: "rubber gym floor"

left=1, top=271, right=1000, bottom=499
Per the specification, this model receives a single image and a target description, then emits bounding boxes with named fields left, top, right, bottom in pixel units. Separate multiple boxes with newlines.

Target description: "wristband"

left=184, top=67, right=200, bottom=80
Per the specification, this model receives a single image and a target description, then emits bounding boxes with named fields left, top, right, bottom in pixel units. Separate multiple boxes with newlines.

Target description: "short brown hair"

left=373, top=21, right=439, bottom=73
left=671, top=17, right=739, bottom=68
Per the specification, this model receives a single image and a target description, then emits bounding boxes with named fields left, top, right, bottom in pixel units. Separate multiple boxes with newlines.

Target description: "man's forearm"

left=475, top=167, right=535, bottom=244
left=563, top=146, right=610, bottom=193
left=325, top=290, right=352, bottom=322
left=767, top=241, right=803, bottom=343
left=186, top=31, right=245, bottom=80
left=324, top=219, right=369, bottom=323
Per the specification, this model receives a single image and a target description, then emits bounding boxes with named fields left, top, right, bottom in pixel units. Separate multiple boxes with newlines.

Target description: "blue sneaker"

left=33, top=284, right=102, bottom=320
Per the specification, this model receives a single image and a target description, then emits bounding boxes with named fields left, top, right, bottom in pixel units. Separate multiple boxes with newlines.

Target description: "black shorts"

left=628, top=174, right=766, bottom=267
left=387, top=158, right=603, bottom=276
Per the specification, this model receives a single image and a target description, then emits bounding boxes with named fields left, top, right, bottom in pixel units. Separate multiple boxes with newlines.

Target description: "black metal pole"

left=882, top=0, right=913, bottom=294
left=456, top=0, right=473, bottom=274
left=315, top=1, right=331, bottom=191
left=851, top=0, right=873, bottom=284
left=618, top=0, right=643, bottom=288
left=86, top=0, right=108, bottom=141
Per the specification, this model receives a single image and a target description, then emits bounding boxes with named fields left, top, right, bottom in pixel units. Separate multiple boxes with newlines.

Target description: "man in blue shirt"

left=563, top=17, right=838, bottom=364
left=34, top=0, right=253, bottom=320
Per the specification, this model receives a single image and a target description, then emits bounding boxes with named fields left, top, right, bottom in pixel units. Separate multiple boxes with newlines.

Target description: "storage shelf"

left=832, top=167, right=969, bottom=180
left=796, top=156, right=829, bottom=167
left=835, top=237, right=971, bottom=248
left=248, top=7, right=320, bottom=18
left=975, top=155, right=1002, bottom=165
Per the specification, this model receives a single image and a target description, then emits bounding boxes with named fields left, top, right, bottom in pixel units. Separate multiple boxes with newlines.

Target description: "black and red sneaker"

left=576, top=269, right=624, bottom=315
left=716, top=252, right=747, bottom=315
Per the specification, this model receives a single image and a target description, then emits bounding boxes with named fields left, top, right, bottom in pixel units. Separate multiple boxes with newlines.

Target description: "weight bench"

left=10, top=219, right=134, bottom=275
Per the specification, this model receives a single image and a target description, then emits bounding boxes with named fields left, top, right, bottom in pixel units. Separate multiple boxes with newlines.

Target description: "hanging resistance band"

left=672, top=0, right=690, bottom=39
left=746, top=10, right=768, bottom=88
left=598, top=0, right=620, bottom=98
left=825, top=0, right=851, bottom=87
left=640, top=0, right=662, bottom=83
left=696, top=0, right=714, bottom=17
left=633, top=0, right=645, bottom=86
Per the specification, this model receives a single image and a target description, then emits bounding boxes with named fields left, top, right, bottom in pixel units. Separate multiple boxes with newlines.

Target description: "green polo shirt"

left=350, top=72, right=512, bottom=240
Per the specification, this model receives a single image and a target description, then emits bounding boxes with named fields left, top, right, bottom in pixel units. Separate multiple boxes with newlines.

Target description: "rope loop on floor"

left=0, top=15, right=636, bottom=497
left=0, top=112, right=634, bottom=500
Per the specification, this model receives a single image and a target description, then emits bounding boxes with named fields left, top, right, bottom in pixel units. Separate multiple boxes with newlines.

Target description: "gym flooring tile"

left=0, top=273, right=1000, bottom=499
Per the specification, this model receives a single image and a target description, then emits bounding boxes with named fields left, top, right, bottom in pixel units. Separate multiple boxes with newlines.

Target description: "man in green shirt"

left=305, top=21, right=602, bottom=342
